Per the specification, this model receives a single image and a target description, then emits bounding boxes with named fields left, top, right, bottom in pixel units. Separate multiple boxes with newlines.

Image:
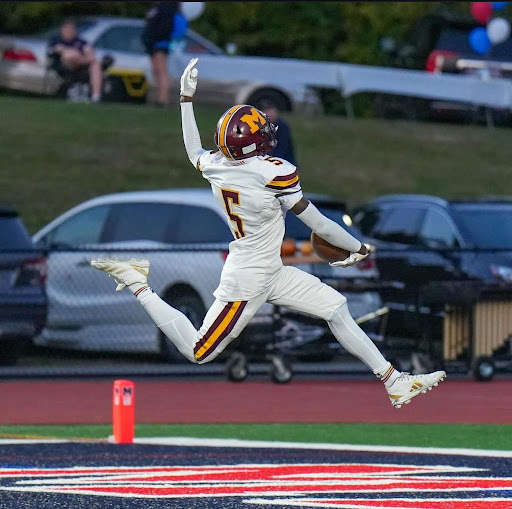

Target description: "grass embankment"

left=1, top=95, right=512, bottom=233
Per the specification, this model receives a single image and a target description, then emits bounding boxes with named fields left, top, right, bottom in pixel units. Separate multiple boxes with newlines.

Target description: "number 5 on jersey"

left=221, top=189, right=246, bottom=239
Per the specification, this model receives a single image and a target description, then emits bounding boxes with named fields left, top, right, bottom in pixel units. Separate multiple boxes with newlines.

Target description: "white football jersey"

left=196, top=150, right=303, bottom=301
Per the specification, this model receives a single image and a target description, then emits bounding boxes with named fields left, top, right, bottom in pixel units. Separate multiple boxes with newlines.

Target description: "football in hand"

left=311, top=232, right=350, bottom=263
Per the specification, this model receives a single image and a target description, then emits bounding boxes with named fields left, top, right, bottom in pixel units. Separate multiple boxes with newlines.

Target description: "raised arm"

left=180, top=58, right=206, bottom=168
left=291, top=197, right=370, bottom=267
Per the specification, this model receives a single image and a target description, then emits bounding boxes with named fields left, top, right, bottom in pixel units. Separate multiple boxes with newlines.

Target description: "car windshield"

left=452, top=204, right=512, bottom=249
left=436, top=28, right=474, bottom=54
left=285, top=203, right=358, bottom=241
left=436, top=27, right=512, bottom=62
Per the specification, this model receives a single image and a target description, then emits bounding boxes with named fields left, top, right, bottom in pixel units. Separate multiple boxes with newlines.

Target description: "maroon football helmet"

left=214, top=105, right=277, bottom=160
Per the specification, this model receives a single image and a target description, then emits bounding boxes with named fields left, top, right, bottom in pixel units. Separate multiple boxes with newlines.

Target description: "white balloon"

left=487, top=17, right=511, bottom=45
left=181, top=2, right=205, bottom=21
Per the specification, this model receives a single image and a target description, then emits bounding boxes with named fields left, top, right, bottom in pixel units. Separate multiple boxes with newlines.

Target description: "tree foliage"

left=192, top=2, right=445, bottom=64
left=0, top=1, right=473, bottom=65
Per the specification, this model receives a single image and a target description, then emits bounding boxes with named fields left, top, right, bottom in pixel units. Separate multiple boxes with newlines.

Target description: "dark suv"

left=0, top=206, right=47, bottom=364
left=379, top=5, right=512, bottom=123
left=352, top=195, right=512, bottom=336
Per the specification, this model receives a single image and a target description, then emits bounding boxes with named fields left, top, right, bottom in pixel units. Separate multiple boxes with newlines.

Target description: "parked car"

left=379, top=5, right=512, bottom=123
left=0, top=206, right=47, bottom=365
left=32, top=188, right=379, bottom=360
left=352, top=194, right=512, bottom=337
left=0, top=16, right=320, bottom=111
left=381, top=6, right=492, bottom=72
left=424, top=18, right=512, bottom=123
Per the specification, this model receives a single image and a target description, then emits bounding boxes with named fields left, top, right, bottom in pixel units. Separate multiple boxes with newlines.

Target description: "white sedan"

left=0, top=16, right=320, bottom=111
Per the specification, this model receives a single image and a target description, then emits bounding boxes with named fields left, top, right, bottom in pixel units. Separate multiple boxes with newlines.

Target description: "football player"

left=91, top=58, right=445, bottom=408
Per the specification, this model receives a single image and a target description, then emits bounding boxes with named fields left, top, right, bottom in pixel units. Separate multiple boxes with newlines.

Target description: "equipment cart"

left=224, top=253, right=390, bottom=383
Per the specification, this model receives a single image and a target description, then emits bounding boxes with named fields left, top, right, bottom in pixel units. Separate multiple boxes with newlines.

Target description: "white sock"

left=129, top=282, right=150, bottom=296
left=137, top=290, right=198, bottom=363
left=91, top=94, right=100, bottom=103
left=380, top=364, right=400, bottom=388
left=328, top=302, right=399, bottom=385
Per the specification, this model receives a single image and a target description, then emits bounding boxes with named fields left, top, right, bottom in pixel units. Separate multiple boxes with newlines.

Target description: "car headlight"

left=491, top=265, right=512, bottom=283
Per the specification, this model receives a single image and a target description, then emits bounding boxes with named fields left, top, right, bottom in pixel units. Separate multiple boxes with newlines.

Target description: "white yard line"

left=1, top=436, right=511, bottom=459
left=133, top=436, right=512, bottom=458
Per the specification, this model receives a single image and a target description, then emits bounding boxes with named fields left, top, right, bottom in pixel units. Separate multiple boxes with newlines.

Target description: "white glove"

left=330, top=243, right=371, bottom=268
left=180, top=57, right=199, bottom=97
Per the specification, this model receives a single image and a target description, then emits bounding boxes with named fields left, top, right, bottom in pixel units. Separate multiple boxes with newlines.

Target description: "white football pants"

left=138, top=265, right=391, bottom=375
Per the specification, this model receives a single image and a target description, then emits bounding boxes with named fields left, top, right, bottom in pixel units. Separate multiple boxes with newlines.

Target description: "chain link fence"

left=5, top=244, right=512, bottom=380
left=1, top=247, right=386, bottom=378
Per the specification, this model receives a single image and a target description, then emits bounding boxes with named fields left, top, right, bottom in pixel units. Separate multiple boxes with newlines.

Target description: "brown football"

left=311, top=232, right=350, bottom=263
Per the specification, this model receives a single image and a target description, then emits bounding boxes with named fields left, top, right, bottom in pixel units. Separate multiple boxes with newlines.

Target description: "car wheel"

left=247, top=88, right=291, bottom=112
left=159, top=291, right=206, bottom=362
left=269, top=354, right=293, bottom=384
left=0, top=338, right=23, bottom=366
left=225, top=352, right=248, bottom=382
left=472, top=356, right=495, bottom=382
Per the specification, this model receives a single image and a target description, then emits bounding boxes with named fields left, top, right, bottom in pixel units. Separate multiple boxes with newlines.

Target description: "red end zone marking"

left=49, top=476, right=512, bottom=497
left=0, top=464, right=465, bottom=478
left=1, top=463, right=511, bottom=499
left=251, top=499, right=512, bottom=509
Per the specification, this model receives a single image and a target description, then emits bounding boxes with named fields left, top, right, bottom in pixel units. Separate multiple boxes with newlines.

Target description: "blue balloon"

left=468, top=27, right=492, bottom=55
left=492, top=2, right=508, bottom=10
left=171, top=12, right=188, bottom=39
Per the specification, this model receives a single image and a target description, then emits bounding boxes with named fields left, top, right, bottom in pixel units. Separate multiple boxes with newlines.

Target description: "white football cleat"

left=90, top=257, right=150, bottom=291
left=386, top=370, right=446, bottom=409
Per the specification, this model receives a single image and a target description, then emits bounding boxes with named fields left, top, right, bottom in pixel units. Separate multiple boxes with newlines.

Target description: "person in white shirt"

left=91, top=58, right=445, bottom=408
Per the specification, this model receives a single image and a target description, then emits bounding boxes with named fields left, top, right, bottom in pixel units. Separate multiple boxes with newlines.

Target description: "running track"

left=1, top=379, right=511, bottom=425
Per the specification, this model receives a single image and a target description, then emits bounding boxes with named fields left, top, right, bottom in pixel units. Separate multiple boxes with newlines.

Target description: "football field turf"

left=1, top=423, right=511, bottom=450
left=1, top=426, right=511, bottom=508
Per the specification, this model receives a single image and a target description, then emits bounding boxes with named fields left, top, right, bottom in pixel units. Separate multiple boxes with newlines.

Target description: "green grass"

left=2, top=94, right=512, bottom=233
left=1, top=423, right=511, bottom=450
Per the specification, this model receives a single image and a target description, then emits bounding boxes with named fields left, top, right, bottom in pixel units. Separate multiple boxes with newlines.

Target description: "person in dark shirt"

left=261, top=101, right=297, bottom=166
left=142, top=2, right=179, bottom=106
left=48, top=19, right=102, bottom=102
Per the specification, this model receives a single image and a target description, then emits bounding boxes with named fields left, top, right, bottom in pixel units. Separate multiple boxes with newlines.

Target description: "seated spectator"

left=261, top=101, right=297, bottom=166
left=48, top=19, right=102, bottom=103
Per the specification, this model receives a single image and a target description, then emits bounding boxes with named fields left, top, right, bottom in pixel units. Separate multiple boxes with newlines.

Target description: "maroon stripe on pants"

left=193, top=302, right=233, bottom=355
left=196, top=301, right=248, bottom=362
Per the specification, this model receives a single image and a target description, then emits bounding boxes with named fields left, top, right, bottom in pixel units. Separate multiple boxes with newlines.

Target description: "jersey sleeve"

left=196, top=150, right=217, bottom=172
left=265, top=164, right=303, bottom=210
